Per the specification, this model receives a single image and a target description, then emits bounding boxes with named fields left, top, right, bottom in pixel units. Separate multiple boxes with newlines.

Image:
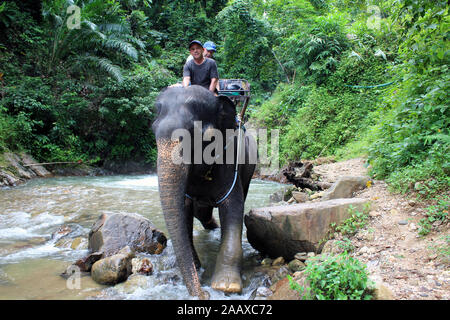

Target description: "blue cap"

left=203, top=41, right=217, bottom=52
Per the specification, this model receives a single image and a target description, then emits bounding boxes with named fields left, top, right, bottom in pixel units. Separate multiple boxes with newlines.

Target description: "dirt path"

left=313, top=158, right=449, bottom=300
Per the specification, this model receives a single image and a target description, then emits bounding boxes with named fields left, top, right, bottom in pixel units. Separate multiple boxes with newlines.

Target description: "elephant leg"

left=185, top=198, right=201, bottom=269
left=211, top=182, right=244, bottom=293
left=194, top=204, right=219, bottom=230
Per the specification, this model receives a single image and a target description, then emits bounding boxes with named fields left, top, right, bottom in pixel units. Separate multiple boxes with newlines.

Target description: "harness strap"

left=186, top=116, right=243, bottom=206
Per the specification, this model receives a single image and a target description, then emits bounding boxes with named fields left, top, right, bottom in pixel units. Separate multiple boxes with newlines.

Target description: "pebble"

left=288, top=259, right=306, bottom=272
left=409, top=223, right=417, bottom=231
left=432, top=220, right=442, bottom=227
left=310, top=193, right=322, bottom=200
left=398, top=220, right=408, bottom=225
left=369, top=211, right=381, bottom=217
left=272, top=257, right=285, bottom=266
left=428, top=254, right=438, bottom=261
left=420, top=286, right=430, bottom=292
left=294, top=252, right=308, bottom=262
left=367, top=260, right=379, bottom=268
left=256, top=286, right=273, bottom=297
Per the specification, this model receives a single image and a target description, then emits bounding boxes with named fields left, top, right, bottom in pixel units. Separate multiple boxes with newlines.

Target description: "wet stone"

left=288, top=259, right=306, bottom=272
left=256, top=287, right=273, bottom=297
left=272, top=257, right=285, bottom=266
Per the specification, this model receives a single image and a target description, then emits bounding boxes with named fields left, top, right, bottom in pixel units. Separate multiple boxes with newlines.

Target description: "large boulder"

left=88, top=212, right=167, bottom=257
left=321, top=176, right=370, bottom=200
left=245, top=198, right=370, bottom=260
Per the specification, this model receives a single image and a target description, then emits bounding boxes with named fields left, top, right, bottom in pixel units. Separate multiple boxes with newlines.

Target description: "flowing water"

left=0, top=174, right=286, bottom=300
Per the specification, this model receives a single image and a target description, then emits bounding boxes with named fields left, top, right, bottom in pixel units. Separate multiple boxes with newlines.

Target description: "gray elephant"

left=152, top=85, right=256, bottom=299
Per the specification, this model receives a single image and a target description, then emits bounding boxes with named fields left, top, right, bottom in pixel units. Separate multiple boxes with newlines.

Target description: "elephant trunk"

left=156, top=139, right=208, bottom=299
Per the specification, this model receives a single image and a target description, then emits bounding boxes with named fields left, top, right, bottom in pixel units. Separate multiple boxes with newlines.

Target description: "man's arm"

left=182, top=61, right=191, bottom=87
left=209, top=59, right=219, bottom=95
left=182, top=76, right=190, bottom=87
left=209, top=78, right=218, bottom=94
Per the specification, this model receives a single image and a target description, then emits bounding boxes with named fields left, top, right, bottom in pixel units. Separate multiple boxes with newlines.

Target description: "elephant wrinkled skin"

left=152, top=85, right=256, bottom=299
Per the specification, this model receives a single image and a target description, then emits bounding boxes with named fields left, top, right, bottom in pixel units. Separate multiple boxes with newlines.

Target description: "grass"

left=428, top=235, right=450, bottom=265
left=330, top=203, right=371, bottom=237
left=418, top=195, right=449, bottom=236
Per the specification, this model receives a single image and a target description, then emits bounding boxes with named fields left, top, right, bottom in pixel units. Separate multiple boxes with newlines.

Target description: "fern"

left=43, top=0, right=142, bottom=82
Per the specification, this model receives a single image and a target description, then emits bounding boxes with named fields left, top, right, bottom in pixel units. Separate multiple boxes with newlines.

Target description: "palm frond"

left=42, top=11, right=64, bottom=27
left=121, top=34, right=146, bottom=50
left=73, top=55, right=124, bottom=82
left=101, top=39, right=138, bottom=60
left=98, top=23, right=129, bottom=34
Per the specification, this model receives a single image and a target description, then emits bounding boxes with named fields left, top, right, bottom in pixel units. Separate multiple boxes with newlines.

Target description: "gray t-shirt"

left=183, top=58, right=219, bottom=89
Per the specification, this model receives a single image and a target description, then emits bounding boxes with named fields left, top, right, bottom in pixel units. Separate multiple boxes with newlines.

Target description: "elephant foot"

left=211, top=267, right=242, bottom=294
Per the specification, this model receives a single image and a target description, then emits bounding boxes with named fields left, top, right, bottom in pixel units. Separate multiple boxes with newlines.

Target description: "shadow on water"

left=0, top=175, right=286, bottom=300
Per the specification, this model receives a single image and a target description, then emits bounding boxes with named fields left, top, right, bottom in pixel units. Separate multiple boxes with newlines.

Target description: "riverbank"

left=0, top=152, right=52, bottom=187
left=2, top=152, right=448, bottom=300
left=261, top=157, right=449, bottom=300
left=0, top=152, right=155, bottom=188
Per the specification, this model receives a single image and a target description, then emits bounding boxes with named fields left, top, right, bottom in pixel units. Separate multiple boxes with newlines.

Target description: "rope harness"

left=185, top=115, right=243, bottom=206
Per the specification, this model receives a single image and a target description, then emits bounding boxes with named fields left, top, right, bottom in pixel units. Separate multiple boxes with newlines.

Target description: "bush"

left=275, top=10, right=350, bottom=85
left=280, top=85, right=380, bottom=162
left=367, top=0, right=450, bottom=197
left=0, top=108, right=33, bottom=152
left=288, top=252, right=374, bottom=300
left=216, top=0, right=280, bottom=93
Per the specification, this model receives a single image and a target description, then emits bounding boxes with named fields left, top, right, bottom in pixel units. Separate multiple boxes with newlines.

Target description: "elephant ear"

left=217, top=96, right=237, bottom=130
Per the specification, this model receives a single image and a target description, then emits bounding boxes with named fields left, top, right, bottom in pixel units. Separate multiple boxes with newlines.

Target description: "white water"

left=0, top=175, right=286, bottom=300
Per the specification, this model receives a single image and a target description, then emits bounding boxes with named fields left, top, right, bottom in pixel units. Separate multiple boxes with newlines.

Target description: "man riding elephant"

left=182, top=40, right=219, bottom=94
left=152, top=85, right=256, bottom=299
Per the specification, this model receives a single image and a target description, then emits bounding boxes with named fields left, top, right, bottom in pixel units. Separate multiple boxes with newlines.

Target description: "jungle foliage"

left=0, top=0, right=448, bottom=197
left=251, top=0, right=449, bottom=197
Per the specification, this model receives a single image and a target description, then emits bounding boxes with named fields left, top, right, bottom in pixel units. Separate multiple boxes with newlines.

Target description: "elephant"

left=152, top=85, right=256, bottom=299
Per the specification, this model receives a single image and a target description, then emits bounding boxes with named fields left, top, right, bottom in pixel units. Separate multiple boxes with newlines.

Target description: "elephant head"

left=152, top=85, right=236, bottom=299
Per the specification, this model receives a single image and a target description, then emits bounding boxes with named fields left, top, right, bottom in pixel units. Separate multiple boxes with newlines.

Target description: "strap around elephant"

left=185, top=116, right=243, bottom=206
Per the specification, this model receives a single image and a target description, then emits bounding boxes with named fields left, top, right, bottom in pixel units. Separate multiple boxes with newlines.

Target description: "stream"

left=0, top=174, right=286, bottom=300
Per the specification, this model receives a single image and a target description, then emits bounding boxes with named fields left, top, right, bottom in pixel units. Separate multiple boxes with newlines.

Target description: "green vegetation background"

left=0, top=0, right=448, bottom=197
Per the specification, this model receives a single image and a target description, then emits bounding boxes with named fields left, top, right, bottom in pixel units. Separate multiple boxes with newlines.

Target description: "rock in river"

left=245, top=198, right=371, bottom=260
left=91, top=246, right=135, bottom=285
left=88, top=212, right=167, bottom=257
